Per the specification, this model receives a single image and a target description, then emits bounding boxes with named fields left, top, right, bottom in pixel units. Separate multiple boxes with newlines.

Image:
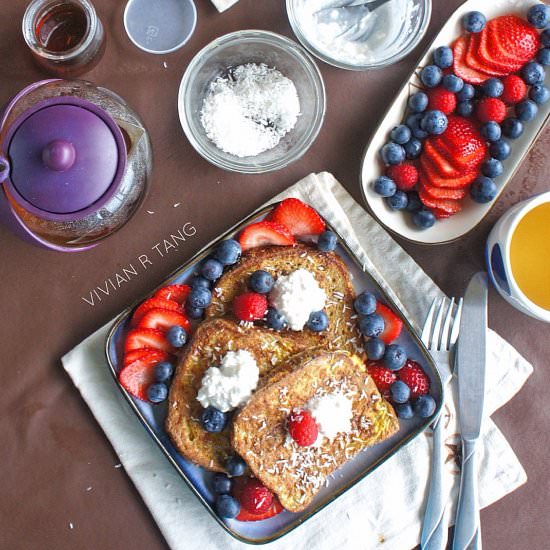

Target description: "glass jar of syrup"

left=22, top=0, right=106, bottom=77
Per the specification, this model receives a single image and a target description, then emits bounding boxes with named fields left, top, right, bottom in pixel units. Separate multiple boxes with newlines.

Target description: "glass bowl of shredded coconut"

left=286, top=0, right=431, bottom=71
left=178, top=30, right=326, bottom=173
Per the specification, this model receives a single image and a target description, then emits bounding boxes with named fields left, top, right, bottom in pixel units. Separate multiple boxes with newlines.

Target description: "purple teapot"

left=0, top=79, right=152, bottom=251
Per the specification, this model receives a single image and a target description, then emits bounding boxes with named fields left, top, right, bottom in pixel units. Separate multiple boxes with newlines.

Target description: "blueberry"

left=185, top=304, right=205, bottom=319
left=166, top=325, right=187, bottom=348
left=394, top=402, right=414, bottom=419
left=225, top=455, right=247, bottom=477
left=373, top=176, right=397, bottom=197
left=457, top=83, right=475, bottom=101
left=307, top=310, right=329, bottom=332
left=154, top=361, right=174, bottom=383
left=470, top=176, right=497, bottom=203
left=421, top=110, right=448, bottom=135
left=515, top=99, right=538, bottom=122
left=481, top=158, right=503, bottom=178
left=212, top=473, right=232, bottom=495
left=386, top=190, right=409, bottom=210
left=480, top=121, right=501, bottom=142
left=482, top=77, right=504, bottom=98
left=317, top=230, right=338, bottom=252
left=456, top=100, right=474, bottom=117
left=147, top=382, right=168, bottom=404
left=216, top=494, right=240, bottom=518
left=266, top=307, right=286, bottom=331
left=542, top=29, right=550, bottom=48
left=380, top=142, right=406, bottom=165
left=191, top=276, right=210, bottom=290
left=442, top=74, right=464, bottom=93
left=529, top=84, right=550, bottom=105
left=413, top=209, right=436, bottom=229
left=490, top=139, right=511, bottom=161
left=501, top=118, right=524, bottom=139
left=406, top=113, right=429, bottom=139
left=359, top=313, right=385, bottom=337
left=201, top=258, right=224, bottom=281
left=521, top=61, right=545, bottom=85
left=527, top=3, right=550, bottom=28
left=214, top=239, right=241, bottom=266
left=433, top=46, right=453, bottom=69
left=383, top=344, right=407, bottom=371
left=408, top=91, right=429, bottom=113
left=390, top=124, right=412, bottom=145
left=354, top=291, right=377, bottom=315
left=404, top=138, right=423, bottom=159
left=201, top=406, right=228, bottom=433
left=364, top=337, right=386, bottom=360
left=537, top=47, right=550, bottom=66
left=462, top=11, right=486, bottom=33
left=420, top=65, right=443, bottom=88
left=189, top=287, right=212, bottom=309
left=414, top=395, right=437, bottom=418
left=249, top=270, right=274, bottom=293
left=390, top=380, right=411, bottom=404
left=405, top=191, right=423, bottom=212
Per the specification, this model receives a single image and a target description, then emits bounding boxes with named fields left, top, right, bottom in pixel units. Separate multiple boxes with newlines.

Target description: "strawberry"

left=439, top=116, right=487, bottom=167
left=269, top=198, right=326, bottom=236
left=386, top=163, right=418, bottom=191
left=118, top=350, right=169, bottom=401
left=427, top=88, right=457, bottom=115
left=479, top=25, right=522, bottom=73
left=376, top=302, right=403, bottom=344
left=418, top=181, right=467, bottom=201
left=239, top=478, right=274, bottom=514
left=419, top=156, right=476, bottom=190
left=123, top=348, right=170, bottom=367
left=366, top=363, right=397, bottom=395
left=132, top=298, right=182, bottom=326
left=475, top=97, right=507, bottom=123
left=418, top=187, right=462, bottom=216
left=232, top=292, right=268, bottom=321
left=137, top=308, right=191, bottom=333
left=465, top=33, right=504, bottom=77
left=453, top=35, right=491, bottom=84
left=433, top=208, right=454, bottom=220
left=501, top=75, right=527, bottom=104
left=423, top=139, right=464, bottom=178
left=397, top=360, right=430, bottom=399
left=287, top=409, right=319, bottom=446
left=493, top=15, right=540, bottom=64
left=153, top=284, right=190, bottom=305
left=238, top=221, right=295, bottom=252
left=124, top=328, right=176, bottom=354
left=232, top=477, right=284, bottom=522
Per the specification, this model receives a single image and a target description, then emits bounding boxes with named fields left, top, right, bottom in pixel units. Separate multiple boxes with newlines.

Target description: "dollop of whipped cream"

left=196, top=350, right=259, bottom=412
left=269, top=269, right=326, bottom=330
left=306, top=392, right=353, bottom=441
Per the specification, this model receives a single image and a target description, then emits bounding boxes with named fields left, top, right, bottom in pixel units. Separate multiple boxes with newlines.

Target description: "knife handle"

left=452, top=439, right=481, bottom=550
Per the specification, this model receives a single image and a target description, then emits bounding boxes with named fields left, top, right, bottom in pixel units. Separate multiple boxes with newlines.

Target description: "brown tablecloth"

left=1, top=1, right=549, bottom=548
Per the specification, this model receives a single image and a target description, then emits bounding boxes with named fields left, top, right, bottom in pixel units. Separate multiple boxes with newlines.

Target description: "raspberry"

left=366, top=363, right=397, bottom=395
left=287, top=409, right=318, bottom=446
left=239, top=478, right=274, bottom=515
left=397, top=360, right=430, bottom=399
left=386, top=163, right=419, bottom=191
left=427, top=87, right=457, bottom=115
left=475, top=97, right=507, bottom=123
left=232, top=292, right=268, bottom=321
left=500, top=75, right=527, bottom=104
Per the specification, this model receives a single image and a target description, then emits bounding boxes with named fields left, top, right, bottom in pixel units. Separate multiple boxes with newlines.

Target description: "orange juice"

left=509, top=202, right=550, bottom=310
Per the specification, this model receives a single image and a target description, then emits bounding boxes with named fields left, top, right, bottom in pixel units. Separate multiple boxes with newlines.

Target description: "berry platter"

left=105, top=201, right=442, bottom=544
left=360, top=0, right=550, bottom=244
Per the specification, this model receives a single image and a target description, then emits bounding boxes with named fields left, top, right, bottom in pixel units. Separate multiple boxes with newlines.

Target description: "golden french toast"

left=231, top=351, right=399, bottom=512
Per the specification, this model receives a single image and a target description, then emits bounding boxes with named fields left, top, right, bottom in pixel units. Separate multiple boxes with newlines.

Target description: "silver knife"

left=452, top=272, right=488, bottom=550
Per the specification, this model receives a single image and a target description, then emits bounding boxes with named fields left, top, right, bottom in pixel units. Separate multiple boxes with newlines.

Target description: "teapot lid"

left=5, top=97, right=126, bottom=216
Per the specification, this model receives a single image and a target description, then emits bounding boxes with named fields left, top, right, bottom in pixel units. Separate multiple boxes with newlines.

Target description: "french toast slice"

left=165, top=318, right=316, bottom=472
left=231, top=351, right=399, bottom=512
left=205, top=244, right=363, bottom=355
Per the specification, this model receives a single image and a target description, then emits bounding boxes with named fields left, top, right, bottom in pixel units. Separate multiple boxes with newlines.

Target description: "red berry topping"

left=366, top=363, right=397, bottom=395
left=124, top=328, right=177, bottom=355
left=500, top=75, right=527, bottom=104
left=287, top=409, right=318, bottom=447
left=270, top=198, right=326, bottom=237
left=238, top=221, right=296, bottom=252
left=232, top=292, right=268, bottom=322
left=386, top=163, right=419, bottom=191
left=239, top=478, right=274, bottom=514
left=427, top=88, right=457, bottom=115
left=153, top=284, right=190, bottom=305
left=375, top=302, right=403, bottom=344
left=475, top=98, right=507, bottom=123
left=398, top=360, right=430, bottom=399
left=232, top=477, right=284, bottom=521
left=118, top=350, right=170, bottom=401
left=137, top=308, right=191, bottom=333
left=131, top=297, right=183, bottom=326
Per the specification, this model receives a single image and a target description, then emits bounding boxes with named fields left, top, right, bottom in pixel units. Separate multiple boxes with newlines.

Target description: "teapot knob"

left=42, top=140, right=76, bottom=172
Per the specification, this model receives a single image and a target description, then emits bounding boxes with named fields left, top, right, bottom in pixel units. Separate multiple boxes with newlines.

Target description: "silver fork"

left=420, top=297, right=463, bottom=550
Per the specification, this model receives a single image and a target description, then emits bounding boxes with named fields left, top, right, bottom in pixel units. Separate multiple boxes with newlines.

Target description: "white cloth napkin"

left=210, top=0, right=239, bottom=12
left=62, top=173, right=532, bottom=550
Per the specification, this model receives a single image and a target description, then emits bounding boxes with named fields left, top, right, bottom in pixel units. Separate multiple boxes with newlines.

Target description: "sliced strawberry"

left=465, top=32, right=504, bottom=77
left=419, top=181, right=467, bottom=201
left=232, top=477, right=284, bottom=522
left=439, top=116, right=486, bottom=167
left=269, top=198, right=326, bottom=236
left=453, top=36, right=491, bottom=84
left=238, top=221, right=296, bottom=252
left=137, top=308, right=191, bottom=333
left=418, top=188, right=462, bottom=216
left=132, top=298, right=183, bottom=326
left=123, top=348, right=170, bottom=367
left=420, top=155, right=476, bottom=190
left=493, top=15, right=540, bottom=64
left=424, top=139, right=464, bottom=178
left=433, top=208, right=454, bottom=220
left=366, top=362, right=397, bottom=395
left=479, top=24, right=522, bottom=73
left=124, top=328, right=176, bottom=355
left=153, top=284, right=190, bottom=305
left=118, top=350, right=170, bottom=401
left=376, top=302, right=403, bottom=344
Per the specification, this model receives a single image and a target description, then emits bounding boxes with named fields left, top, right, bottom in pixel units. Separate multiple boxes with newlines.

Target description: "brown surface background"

left=1, top=0, right=549, bottom=548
